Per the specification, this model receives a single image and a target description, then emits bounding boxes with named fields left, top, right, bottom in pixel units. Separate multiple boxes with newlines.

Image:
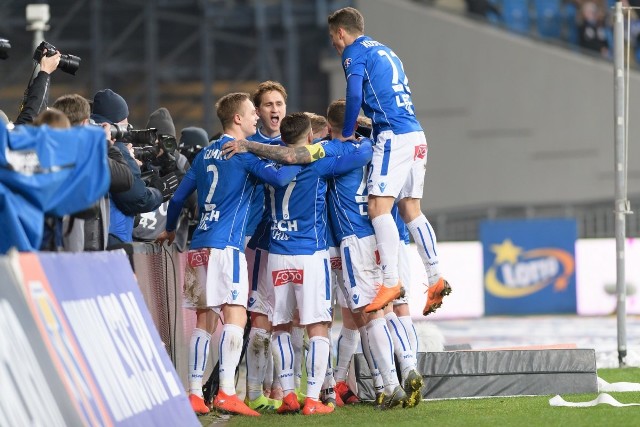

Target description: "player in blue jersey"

left=384, top=204, right=423, bottom=407
left=246, top=81, right=288, bottom=241
left=244, top=81, right=289, bottom=410
left=156, top=92, right=300, bottom=417
left=328, top=7, right=451, bottom=315
left=324, top=99, right=423, bottom=409
left=262, top=112, right=372, bottom=415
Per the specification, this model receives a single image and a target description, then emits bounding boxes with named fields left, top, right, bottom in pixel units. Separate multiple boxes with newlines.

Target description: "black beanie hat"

left=91, top=89, right=128, bottom=124
left=146, top=107, right=176, bottom=137
left=180, top=126, right=209, bottom=149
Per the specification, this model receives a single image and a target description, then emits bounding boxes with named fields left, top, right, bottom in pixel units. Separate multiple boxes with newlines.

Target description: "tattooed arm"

left=221, top=139, right=325, bottom=164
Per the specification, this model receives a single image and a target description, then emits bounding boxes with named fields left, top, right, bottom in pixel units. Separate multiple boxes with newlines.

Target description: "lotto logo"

left=272, top=269, right=304, bottom=286
left=188, top=249, right=209, bottom=267
left=330, top=257, right=342, bottom=270
left=414, top=144, right=428, bottom=160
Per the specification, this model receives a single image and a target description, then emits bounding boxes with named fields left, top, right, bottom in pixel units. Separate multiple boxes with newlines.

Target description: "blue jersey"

left=342, top=35, right=422, bottom=138
left=392, top=204, right=410, bottom=244
left=326, top=139, right=375, bottom=242
left=267, top=140, right=373, bottom=255
left=246, top=130, right=282, bottom=237
left=165, top=134, right=300, bottom=251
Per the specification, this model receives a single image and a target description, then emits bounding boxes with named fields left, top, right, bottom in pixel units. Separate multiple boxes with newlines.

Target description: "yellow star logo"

left=491, top=239, right=522, bottom=264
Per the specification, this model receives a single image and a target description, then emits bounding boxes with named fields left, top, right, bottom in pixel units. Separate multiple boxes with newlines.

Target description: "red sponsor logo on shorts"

left=188, top=249, right=209, bottom=267
left=375, top=250, right=381, bottom=265
left=330, top=257, right=342, bottom=270
left=414, top=144, right=428, bottom=160
left=272, top=269, right=304, bottom=286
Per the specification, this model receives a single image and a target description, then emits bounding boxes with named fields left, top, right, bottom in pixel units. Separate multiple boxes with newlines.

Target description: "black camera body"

left=132, top=146, right=158, bottom=163
left=33, top=41, right=80, bottom=75
left=0, top=38, right=10, bottom=60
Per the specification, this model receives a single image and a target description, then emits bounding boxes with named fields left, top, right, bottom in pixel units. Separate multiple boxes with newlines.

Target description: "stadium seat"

left=535, top=0, right=562, bottom=39
left=562, top=2, right=579, bottom=45
left=502, top=0, right=531, bottom=34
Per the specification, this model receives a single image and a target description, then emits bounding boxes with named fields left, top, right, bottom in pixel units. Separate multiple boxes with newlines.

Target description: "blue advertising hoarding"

left=480, top=219, right=577, bottom=315
left=28, top=251, right=200, bottom=427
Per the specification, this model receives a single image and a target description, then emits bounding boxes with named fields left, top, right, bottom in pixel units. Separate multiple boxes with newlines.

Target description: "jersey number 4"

left=377, top=50, right=414, bottom=115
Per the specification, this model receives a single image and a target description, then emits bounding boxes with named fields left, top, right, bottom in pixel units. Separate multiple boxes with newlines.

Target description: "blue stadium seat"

left=502, top=0, right=531, bottom=34
left=562, top=2, right=579, bottom=45
left=535, top=0, right=562, bottom=38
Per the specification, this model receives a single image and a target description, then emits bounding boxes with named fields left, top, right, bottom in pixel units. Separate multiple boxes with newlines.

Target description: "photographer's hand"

left=101, top=123, right=114, bottom=146
left=155, top=230, right=176, bottom=246
left=221, top=139, right=248, bottom=159
left=126, top=142, right=143, bottom=166
left=40, top=49, right=61, bottom=74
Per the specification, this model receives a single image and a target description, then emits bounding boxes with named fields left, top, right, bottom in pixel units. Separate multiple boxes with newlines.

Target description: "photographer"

left=91, top=89, right=162, bottom=247
left=178, top=126, right=209, bottom=168
left=133, top=107, right=192, bottom=250
left=14, top=47, right=61, bottom=125
left=52, top=93, right=134, bottom=251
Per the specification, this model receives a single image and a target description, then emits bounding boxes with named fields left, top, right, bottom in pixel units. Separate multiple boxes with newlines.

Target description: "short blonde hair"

left=215, top=92, right=251, bottom=129
left=304, top=112, right=328, bottom=136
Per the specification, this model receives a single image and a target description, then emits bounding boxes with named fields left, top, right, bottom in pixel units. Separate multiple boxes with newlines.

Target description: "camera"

left=33, top=41, right=81, bottom=75
left=133, top=146, right=158, bottom=163
left=0, top=38, right=10, bottom=60
left=158, top=134, right=177, bottom=154
left=128, top=128, right=162, bottom=163
left=105, top=122, right=157, bottom=147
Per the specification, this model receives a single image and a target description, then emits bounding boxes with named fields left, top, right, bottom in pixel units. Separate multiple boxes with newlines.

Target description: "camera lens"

left=59, top=54, right=81, bottom=76
left=159, top=135, right=177, bottom=153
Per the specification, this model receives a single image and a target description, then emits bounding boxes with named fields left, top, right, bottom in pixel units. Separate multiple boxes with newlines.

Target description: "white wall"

left=326, top=0, right=640, bottom=212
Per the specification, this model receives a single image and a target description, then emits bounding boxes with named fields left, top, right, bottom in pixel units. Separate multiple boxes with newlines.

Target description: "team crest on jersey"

left=343, top=57, right=352, bottom=69
left=414, top=144, right=428, bottom=160
left=330, top=257, right=342, bottom=270
left=272, top=269, right=304, bottom=286
left=188, top=248, right=209, bottom=267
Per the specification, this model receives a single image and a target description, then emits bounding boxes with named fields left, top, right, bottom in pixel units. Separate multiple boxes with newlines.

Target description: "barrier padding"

left=1, top=250, right=200, bottom=426
left=351, top=349, right=598, bottom=400
left=0, top=254, right=84, bottom=426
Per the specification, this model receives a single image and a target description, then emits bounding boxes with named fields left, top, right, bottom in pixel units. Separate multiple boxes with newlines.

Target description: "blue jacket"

left=108, top=141, right=162, bottom=242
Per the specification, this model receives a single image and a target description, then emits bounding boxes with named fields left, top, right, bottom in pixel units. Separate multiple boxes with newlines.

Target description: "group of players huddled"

left=156, top=6, right=451, bottom=417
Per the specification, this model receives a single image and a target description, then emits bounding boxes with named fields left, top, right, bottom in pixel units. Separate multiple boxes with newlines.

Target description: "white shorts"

left=183, top=247, right=249, bottom=311
left=394, top=240, right=411, bottom=305
left=368, top=130, right=427, bottom=199
left=329, top=246, right=348, bottom=308
left=246, top=247, right=273, bottom=319
left=268, top=250, right=332, bottom=326
left=340, top=235, right=382, bottom=310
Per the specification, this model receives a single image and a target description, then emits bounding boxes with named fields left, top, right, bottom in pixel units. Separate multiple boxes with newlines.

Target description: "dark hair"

left=215, top=92, right=250, bottom=129
left=328, top=7, right=365, bottom=35
left=252, top=80, right=288, bottom=108
left=52, top=94, right=90, bottom=125
left=280, top=112, right=311, bottom=145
